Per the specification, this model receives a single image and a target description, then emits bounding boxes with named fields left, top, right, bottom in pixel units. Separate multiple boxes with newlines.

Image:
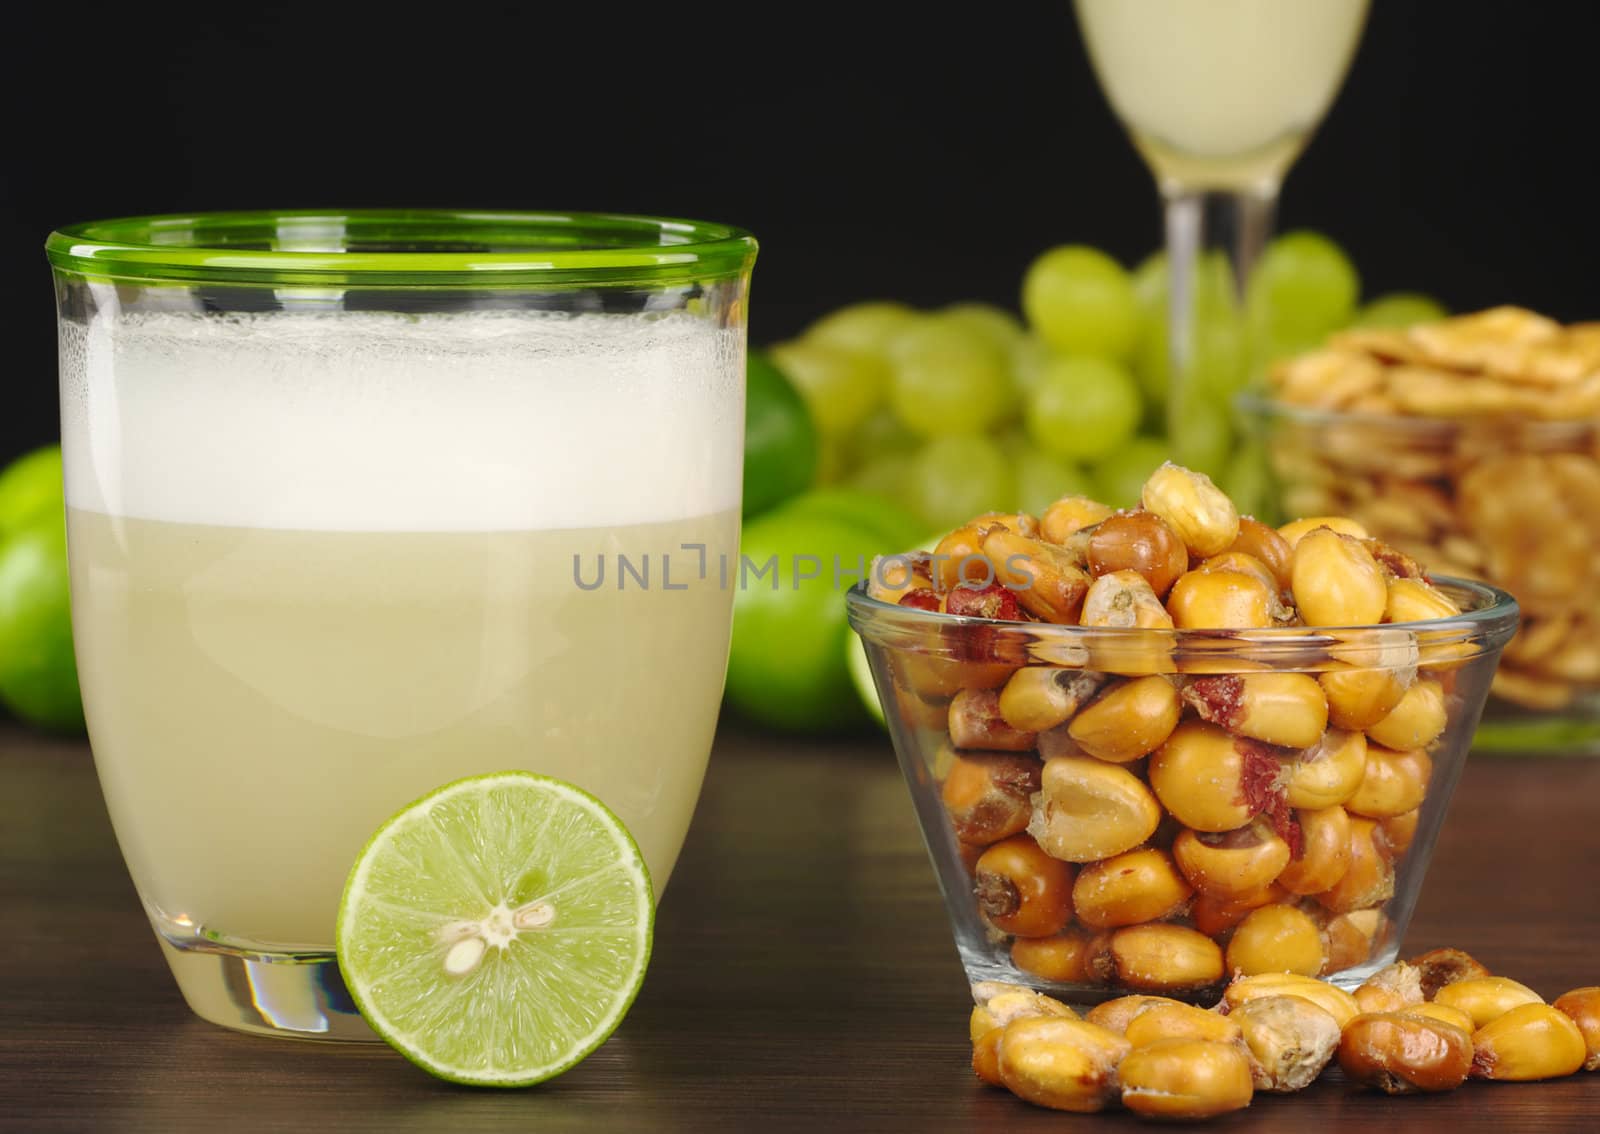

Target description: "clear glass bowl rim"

left=1237, top=391, right=1600, bottom=438
left=846, top=574, right=1519, bottom=671
left=45, top=209, right=757, bottom=288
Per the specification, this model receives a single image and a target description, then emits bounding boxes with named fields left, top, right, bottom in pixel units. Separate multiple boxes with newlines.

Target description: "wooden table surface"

left=3, top=720, right=1598, bottom=1132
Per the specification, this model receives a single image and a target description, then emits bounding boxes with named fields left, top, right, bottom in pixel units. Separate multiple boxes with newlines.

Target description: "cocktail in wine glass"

left=1073, top=0, right=1369, bottom=475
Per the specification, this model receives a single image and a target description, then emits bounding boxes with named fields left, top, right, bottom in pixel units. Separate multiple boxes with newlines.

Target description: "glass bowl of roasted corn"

left=1240, top=306, right=1600, bottom=753
left=845, top=462, right=1517, bottom=1005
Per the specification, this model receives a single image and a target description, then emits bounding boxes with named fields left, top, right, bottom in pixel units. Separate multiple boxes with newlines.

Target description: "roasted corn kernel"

left=975, top=836, right=1075, bottom=938
left=1190, top=883, right=1285, bottom=938
left=1086, top=510, right=1189, bottom=597
left=1313, top=816, right=1395, bottom=914
left=1276, top=806, right=1353, bottom=895
left=972, top=1026, right=1004, bottom=1086
left=1283, top=728, right=1368, bottom=810
left=1375, top=807, right=1421, bottom=860
left=1011, top=929, right=1098, bottom=985
left=1346, top=744, right=1432, bottom=819
left=940, top=753, right=1040, bottom=846
left=1230, top=995, right=1341, bottom=1092
left=1320, top=653, right=1417, bottom=732
left=1084, top=995, right=1181, bottom=1035
left=934, top=523, right=1001, bottom=592
left=1339, top=1012, right=1473, bottom=1093
left=1167, top=568, right=1283, bottom=630
left=1227, top=517, right=1296, bottom=590
left=1067, top=675, right=1182, bottom=763
left=1323, top=909, right=1385, bottom=973
left=948, top=687, right=1037, bottom=752
left=1182, top=672, right=1329, bottom=750
left=996, top=1016, right=1131, bottom=1112
left=1225, top=904, right=1327, bottom=977
left=1071, top=848, right=1193, bottom=929
left=1365, top=679, right=1448, bottom=751
left=1149, top=720, right=1286, bottom=832
left=1119, top=1038, right=1255, bottom=1120
left=1353, top=962, right=1425, bottom=1015
left=1221, top=972, right=1360, bottom=1029
left=1435, top=976, right=1544, bottom=1028
left=983, top=529, right=1091, bottom=624
left=1292, top=528, right=1388, bottom=627
left=1386, top=576, right=1463, bottom=623
left=1027, top=756, right=1162, bottom=863
left=1470, top=1002, right=1587, bottom=1081
left=1041, top=495, right=1114, bottom=544
left=1142, top=463, right=1241, bottom=559
left=1406, top=1003, right=1477, bottom=1033
left=1173, top=821, right=1293, bottom=899
left=1107, top=924, right=1226, bottom=992
left=997, top=667, right=1104, bottom=733
left=1124, top=1001, right=1242, bottom=1048
left=969, top=981, right=1078, bottom=1038
left=1409, top=947, right=1492, bottom=1000
left=1278, top=515, right=1370, bottom=547
left=1551, top=987, right=1600, bottom=1071
left=1196, top=550, right=1281, bottom=594
left=1079, top=568, right=1174, bottom=629
left=867, top=550, right=934, bottom=604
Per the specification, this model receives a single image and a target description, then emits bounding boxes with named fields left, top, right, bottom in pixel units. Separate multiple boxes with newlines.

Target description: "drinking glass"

left=1073, top=0, right=1369, bottom=472
left=48, top=210, right=757, bottom=1039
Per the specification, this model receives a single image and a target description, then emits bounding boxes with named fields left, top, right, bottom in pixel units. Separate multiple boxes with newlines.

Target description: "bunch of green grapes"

left=770, top=232, right=1444, bottom=530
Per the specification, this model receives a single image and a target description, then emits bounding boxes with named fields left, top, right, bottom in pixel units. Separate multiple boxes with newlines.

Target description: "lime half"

left=336, top=771, right=654, bottom=1087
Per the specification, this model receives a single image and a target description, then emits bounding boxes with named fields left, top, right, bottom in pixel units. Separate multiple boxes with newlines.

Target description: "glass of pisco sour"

left=47, top=211, right=757, bottom=1040
left=1073, top=0, right=1369, bottom=471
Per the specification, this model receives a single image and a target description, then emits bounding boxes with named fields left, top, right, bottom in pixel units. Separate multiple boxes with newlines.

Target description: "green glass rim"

left=45, top=209, right=757, bottom=288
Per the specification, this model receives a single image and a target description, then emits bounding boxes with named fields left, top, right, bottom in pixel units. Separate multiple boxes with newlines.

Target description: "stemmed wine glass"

left=1073, top=0, right=1370, bottom=474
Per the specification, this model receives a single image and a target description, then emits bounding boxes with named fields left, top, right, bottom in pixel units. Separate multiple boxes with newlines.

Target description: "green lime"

left=780, top=487, right=926, bottom=551
left=725, top=511, right=884, bottom=732
left=744, top=351, right=818, bottom=518
left=0, top=446, right=64, bottom=536
left=0, top=513, right=85, bottom=732
left=336, top=771, right=653, bottom=1088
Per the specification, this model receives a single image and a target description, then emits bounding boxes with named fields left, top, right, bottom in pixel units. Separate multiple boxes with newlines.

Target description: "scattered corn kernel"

left=1551, top=987, right=1600, bottom=1071
left=1339, top=1011, right=1473, bottom=1093
left=1409, top=947, right=1492, bottom=1000
left=1353, top=962, right=1425, bottom=1015
left=1124, top=1000, right=1242, bottom=1048
left=1141, top=463, right=1241, bottom=559
left=1230, top=995, right=1341, bottom=1092
left=1221, top=973, right=1360, bottom=1029
left=1435, top=976, right=1544, bottom=1028
left=1119, top=1038, right=1254, bottom=1120
left=996, top=1016, right=1130, bottom=1112
left=1470, top=1002, right=1587, bottom=1081
left=1084, top=995, right=1180, bottom=1036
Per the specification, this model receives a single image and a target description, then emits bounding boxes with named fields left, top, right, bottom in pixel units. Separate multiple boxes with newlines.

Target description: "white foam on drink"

left=59, top=309, right=744, bottom=531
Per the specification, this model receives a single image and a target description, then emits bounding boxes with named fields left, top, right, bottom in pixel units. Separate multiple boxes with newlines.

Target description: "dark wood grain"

left=2, top=721, right=1598, bottom=1133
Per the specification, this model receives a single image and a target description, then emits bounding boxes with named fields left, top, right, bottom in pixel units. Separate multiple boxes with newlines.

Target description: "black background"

left=2, top=1, right=1596, bottom=462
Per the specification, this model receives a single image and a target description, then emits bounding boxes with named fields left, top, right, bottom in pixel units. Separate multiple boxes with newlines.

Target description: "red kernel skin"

left=1184, top=676, right=1246, bottom=732
left=947, top=583, right=1025, bottom=622
left=898, top=589, right=941, bottom=611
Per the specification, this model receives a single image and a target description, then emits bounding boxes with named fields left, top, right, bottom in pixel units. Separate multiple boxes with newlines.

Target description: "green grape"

left=805, top=301, right=920, bottom=357
left=1021, top=245, right=1139, bottom=361
left=1092, top=437, right=1172, bottom=509
left=888, top=316, right=1014, bottom=438
left=909, top=436, right=1017, bottom=532
left=1009, top=335, right=1052, bottom=402
left=849, top=407, right=920, bottom=462
left=1167, top=396, right=1233, bottom=481
left=995, top=424, right=1034, bottom=459
left=1134, top=308, right=1248, bottom=406
left=1025, top=356, right=1142, bottom=463
left=813, top=433, right=852, bottom=485
left=940, top=302, right=1026, bottom=352
left=1222, top=441, right=1271, bottom=520
left=1014, top=444, right=1093, bottom=517
left=1132, top=250, right=1237, bottom=327
left=1247, top=230, right=1360, bottom=343
left=849, top=452, right=916, bottom=503
left=1351, top=292, right=1449, bottom=329
left=769, top=339, right=889, bottom=436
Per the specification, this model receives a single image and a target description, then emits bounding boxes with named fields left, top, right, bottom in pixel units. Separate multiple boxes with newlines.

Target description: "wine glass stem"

left=1162, top=185, right=1278, bottom=467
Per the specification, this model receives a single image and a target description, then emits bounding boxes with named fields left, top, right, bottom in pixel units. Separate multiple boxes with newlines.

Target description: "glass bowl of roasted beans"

left=845, top=461, right=1518, bottom=1004
left=1241, top=305, right=1600, bottom=753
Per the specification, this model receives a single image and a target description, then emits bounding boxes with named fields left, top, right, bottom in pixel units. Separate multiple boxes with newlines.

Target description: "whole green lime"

left=725, top=510, right=885, bottom=732
left=780, top=487, right=925, bottom=551
left=0, top=445, right=64, bottom=535
left=0, top=513, right=86, bottom=732
left=743, top=351, right=819, bottom=518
